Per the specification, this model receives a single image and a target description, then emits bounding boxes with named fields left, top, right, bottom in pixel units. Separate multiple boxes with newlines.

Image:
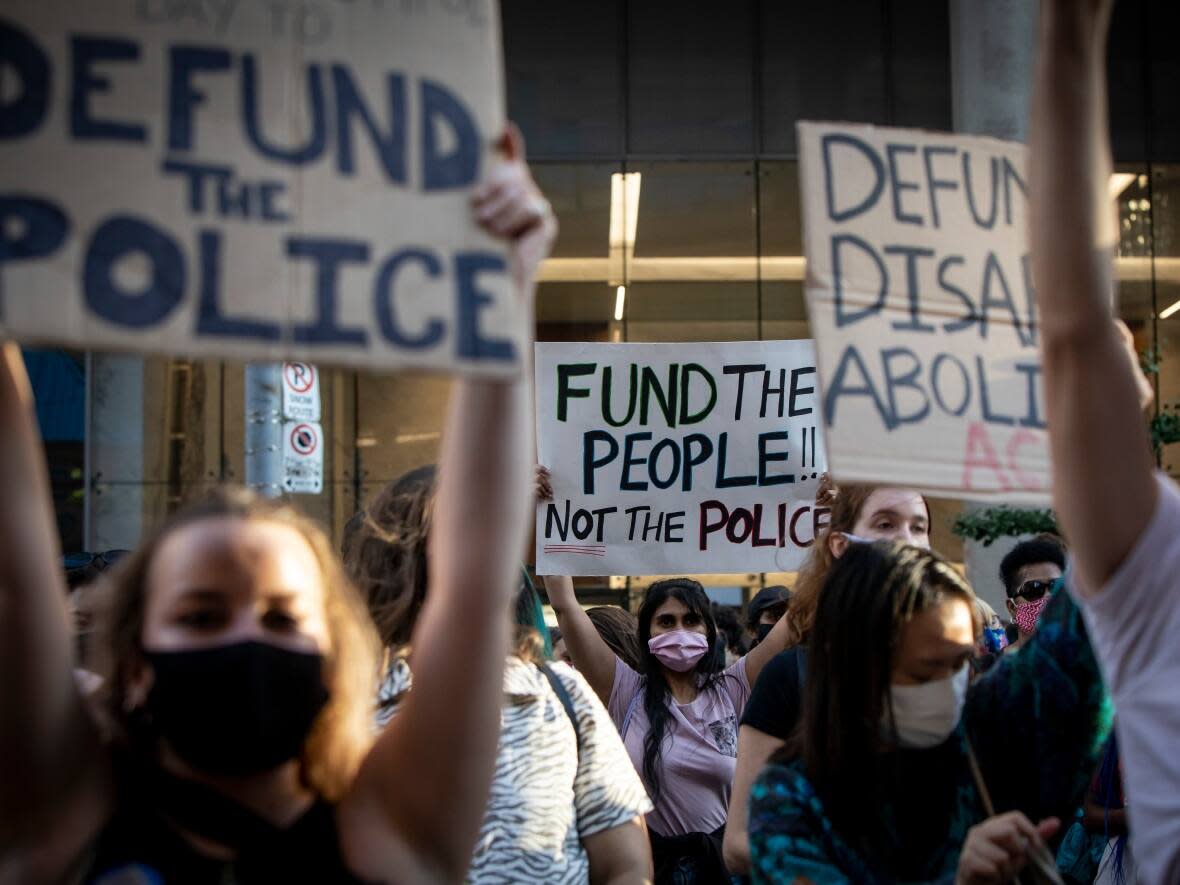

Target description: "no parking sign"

left=283, top=422, right=323, bottom=494
left=282, top=362, right=321, bottom=422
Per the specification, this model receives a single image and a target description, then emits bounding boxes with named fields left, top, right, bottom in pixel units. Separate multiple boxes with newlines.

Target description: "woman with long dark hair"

left=747, top=542, right=1108, bottom=883
left=725, top=479, right=931, bottom=874
left=545, top=573, right=792, bottom=881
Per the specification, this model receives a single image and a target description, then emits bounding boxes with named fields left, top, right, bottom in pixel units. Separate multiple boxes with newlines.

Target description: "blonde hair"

left=95, top=487, right=381, bottom=802
left=785, top=483, right=931, bottom=645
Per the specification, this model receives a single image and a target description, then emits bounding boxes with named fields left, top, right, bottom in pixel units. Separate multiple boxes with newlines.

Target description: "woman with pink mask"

left=544, top=573, right=792, bottom=882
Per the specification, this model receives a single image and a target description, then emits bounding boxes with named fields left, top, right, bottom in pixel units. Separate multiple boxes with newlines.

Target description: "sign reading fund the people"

left=797, top=122, right=1049, bottom=504
left=535, top=341, right=829, bottom=576
left=0, top=1, right=519, bottom=376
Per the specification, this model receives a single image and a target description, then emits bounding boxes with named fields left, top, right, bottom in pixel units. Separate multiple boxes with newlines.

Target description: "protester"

left=1031, top=1, right=1180, bottom=879
left=344, top=467, right=652, bottom=883
left=723, top=481, right=931, bottom=874
left=544, top=571, right=793, bottom=882
left=0, top=128, right=550, bottom=883
left=745, top=585, right=790, bottom=649
left=713, top=602, right=749, bottom=663
left=551, top=628, right=573, bottom=666
left=971, top=597, right=1008, bottom=676
left=747, top=541, right=1108, bottom=883
left=1000, top=535, right=1067, bottom=650
left=586, top=606, right=644, bottom=672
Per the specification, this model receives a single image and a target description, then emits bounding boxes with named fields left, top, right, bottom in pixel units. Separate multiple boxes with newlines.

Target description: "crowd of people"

left=2, top=2, right=1178, bottom=883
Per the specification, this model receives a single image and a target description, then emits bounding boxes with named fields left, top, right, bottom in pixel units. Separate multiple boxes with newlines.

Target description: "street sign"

left=283, top=422, right=323, bottom=494
left=282, top=362, right=321, bottom=422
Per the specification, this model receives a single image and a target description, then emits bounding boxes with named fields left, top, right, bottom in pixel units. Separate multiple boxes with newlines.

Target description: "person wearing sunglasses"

left=999, top=535, right=1067, bottom=650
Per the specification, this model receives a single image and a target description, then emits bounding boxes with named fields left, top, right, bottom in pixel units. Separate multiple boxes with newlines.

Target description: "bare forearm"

left=1030, top=1, right=1115, bottom=337
left=0, top=344, right=91, bottom=827
left=1031, top=1, right=1156, bottom=589
left=543, top=575, right=616, bottom=701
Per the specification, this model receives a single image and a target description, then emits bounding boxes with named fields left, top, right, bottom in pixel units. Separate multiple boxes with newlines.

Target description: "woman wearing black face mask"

left=0, top=127, right=553, bottom=885
left=747, top=542, right=1109, bottom=884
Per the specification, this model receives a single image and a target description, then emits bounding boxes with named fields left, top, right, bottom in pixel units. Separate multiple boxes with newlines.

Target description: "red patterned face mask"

left=1014, top=596, right=1050, bottom=635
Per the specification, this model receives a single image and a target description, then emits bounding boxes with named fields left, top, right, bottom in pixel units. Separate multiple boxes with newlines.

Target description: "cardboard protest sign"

left=535, top=341, right=828, bottom=576
left=0, top=1, right=520, bottom=376
left=797, top=122, right=1049, bottom=503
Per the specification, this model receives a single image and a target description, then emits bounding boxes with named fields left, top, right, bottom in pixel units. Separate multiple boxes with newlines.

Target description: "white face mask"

left=885, top=665, right=969, bottom=749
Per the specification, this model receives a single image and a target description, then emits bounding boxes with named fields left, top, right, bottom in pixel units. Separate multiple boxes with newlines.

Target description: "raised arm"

left=1030, top=0, right=1156, bottom=592
left=343, top=127, right=556, bottom=882
left=742, top=607, right=793, bottom=686
left=722, top=724, right=786, bottom=874
left=0, top=345, right=107, bottom=844
left=543, top=574, right=618, bottom=703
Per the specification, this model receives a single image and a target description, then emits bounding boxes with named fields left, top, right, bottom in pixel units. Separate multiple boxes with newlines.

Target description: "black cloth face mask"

left=754, top=622, right=775, bottom=645
left=144, top=640, right=330, bottom=776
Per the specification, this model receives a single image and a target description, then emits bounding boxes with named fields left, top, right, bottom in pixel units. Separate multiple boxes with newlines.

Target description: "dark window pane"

left=503, top=0, right=622, bottom=158
left=1107, top=0, right=1148, bottom=164
left=627, top=0, right=754, bottom=154
left=760, top=0, right=888, bottom=154
left=888, top=0, right=952, bottom=131
left=1149, top=2, right=1180, bottom=162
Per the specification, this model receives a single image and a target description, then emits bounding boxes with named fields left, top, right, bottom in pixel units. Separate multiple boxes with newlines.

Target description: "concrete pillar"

left=86, top=355, right=145, bottom=550
left=949, top=0, right=1038, bottom=142
left=950, top=0, right=1041, bottom=612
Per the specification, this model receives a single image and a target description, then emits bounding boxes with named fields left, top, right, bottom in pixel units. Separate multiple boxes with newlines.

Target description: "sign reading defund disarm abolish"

left=798, top=122, right=1050, bottom=503
left=536, top=341, right=828, bottom=576
left=0, top=1, right=520, bottom=376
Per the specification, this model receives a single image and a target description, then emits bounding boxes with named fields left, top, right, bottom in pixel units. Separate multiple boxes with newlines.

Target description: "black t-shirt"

left=84, top=758, right=367, bottom=884
left=740, top=646, right=807, bottom=740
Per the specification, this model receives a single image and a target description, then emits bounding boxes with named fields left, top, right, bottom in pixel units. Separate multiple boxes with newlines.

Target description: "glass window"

left=503, top=1, right=623, bottom=158
left=760, top=1, right=888, bottom=155
left=627, top=0, right=755, bottom=154
left=888, top=0, right=952, bottom=131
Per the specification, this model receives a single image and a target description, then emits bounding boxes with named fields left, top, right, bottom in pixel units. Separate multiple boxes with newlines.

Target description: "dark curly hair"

left=999, top=534, right=1067, bottom=599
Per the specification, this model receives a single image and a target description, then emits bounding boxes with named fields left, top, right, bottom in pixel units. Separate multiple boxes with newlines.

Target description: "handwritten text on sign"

left=535, top=341, right=829, bottom=576
left=0, top=0, right=519, bottom=376
left=797, top=122, right=1049, bottom=503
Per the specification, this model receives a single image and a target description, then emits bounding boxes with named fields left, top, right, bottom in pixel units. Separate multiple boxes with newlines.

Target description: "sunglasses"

left=1012, top=579, right=1054, bottom=601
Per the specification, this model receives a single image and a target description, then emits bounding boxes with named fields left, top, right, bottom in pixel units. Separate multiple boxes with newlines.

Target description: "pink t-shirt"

left=1073, top=472, right=1180, bottom=885
left=607, top=657, right=750, bottom=837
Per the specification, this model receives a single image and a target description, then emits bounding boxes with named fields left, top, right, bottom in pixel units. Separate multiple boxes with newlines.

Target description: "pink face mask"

left=1014, top=596, right=1050, bottom=635
left=647, top=629, right=709, bottom=672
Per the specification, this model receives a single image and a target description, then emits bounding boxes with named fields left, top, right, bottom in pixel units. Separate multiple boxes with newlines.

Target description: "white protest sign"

left=797, top=122, right=1049, bottom=504
left=282, top=362, right=320, bottom=422
left=283, top=421, right=323, bottom=494
left=535, top=341, right=828, bottom=576
left=0, top=1, right=521, bottom=377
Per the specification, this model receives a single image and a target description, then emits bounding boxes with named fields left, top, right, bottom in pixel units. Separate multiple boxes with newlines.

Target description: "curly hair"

left=94, top=487, right=381, bottom=802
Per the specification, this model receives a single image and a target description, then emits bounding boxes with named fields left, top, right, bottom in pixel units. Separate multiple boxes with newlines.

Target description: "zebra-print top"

left=378, top=657, right=652, bottom=883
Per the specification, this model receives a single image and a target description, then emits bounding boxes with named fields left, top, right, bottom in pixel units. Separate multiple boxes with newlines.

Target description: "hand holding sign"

left=0, top=1, right=520, bottom=376
left=473, top=125, right=557, bottom=294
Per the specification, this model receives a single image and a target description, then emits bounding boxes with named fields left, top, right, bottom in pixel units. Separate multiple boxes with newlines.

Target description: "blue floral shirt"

left=748, top=584, right=1111, bottom=884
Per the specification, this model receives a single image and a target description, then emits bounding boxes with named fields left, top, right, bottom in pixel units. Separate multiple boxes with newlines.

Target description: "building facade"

left=30, top=0, right=1180, bottom=602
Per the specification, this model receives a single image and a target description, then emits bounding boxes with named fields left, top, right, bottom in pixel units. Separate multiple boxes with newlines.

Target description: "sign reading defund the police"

left=0, top=1, right=520, bottom=376
left=797, top=122, right=1050, bottom=504
left=536, top=341, right=828, bottom=576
